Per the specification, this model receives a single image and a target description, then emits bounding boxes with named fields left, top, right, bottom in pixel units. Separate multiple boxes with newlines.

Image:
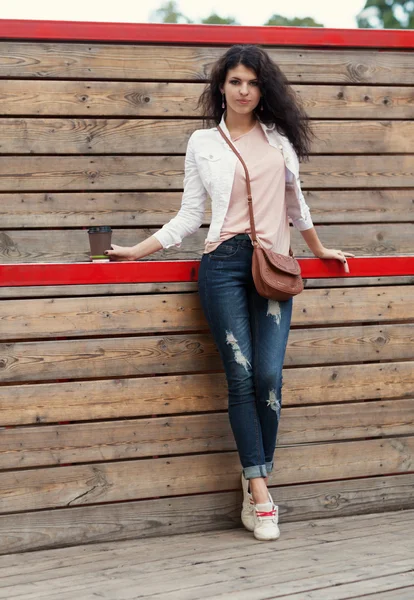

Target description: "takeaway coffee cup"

left=88, top=226, right=112, bottom=262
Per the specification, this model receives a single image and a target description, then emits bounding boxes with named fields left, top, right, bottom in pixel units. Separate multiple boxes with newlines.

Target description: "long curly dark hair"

left=197, top=44, right=313, bottom=161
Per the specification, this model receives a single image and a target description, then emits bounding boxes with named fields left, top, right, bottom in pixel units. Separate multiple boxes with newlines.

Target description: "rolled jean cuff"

left=266, top=461, right=274, bottom=475
left=243, top=465, right=268, bottom=479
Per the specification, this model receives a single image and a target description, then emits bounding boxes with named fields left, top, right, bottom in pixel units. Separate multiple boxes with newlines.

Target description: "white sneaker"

left=253, top=500, right=280, bottom=541
left=241, top=472, right=255, bottom=531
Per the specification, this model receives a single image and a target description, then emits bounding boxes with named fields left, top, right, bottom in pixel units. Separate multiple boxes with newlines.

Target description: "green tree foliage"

left=150, top=2, right=326, bottom=27
left=152, top=0, right=193, bottom=24
left=357, top=0, right=414, bottom=28
left=265, top=14, right=324, bottom=27
left=202, top=13, right=239, bottom=25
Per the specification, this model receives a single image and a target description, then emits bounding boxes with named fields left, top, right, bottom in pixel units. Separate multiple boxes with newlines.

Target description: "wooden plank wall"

left=0, top=37, right=413, bottom=555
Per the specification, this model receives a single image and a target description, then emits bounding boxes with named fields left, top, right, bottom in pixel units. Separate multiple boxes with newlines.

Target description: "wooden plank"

left=303, top=276, right=414, bottom=288
left=1, top=399, right=413, bottom=470
left=1, top=539, right=411, bottom=600
left=1, top=287, right=413, bottom=340
left=284, top=575, right=414, bottom=600
left=291, top=223, right=414, bottom=257
left=360, top=588, right=414, bottom=600
left=284, top=323, right=414, bottom=367
left=0, top=118, right=199, bottom=155
left=292, top=286, right=414, bottom=324
left=0, top=512, right=411, bottom=594
left=0, top=223, right=412, bottom=263
left=286, top=362, right=414, bottom=405
left=0, top=191, right=186, bottom=228
left=0, top=81, right=413, bottom=119
left=5, top=504, right=408, bottom=569
left=279, top=399, right=414, bottom=444
left=296, top=85, right=414, bottom=119
left=0, top=191, right=191, bottom=229
left=0, top=155, right=412, bottom=191
left=0, top=474, right=413, bottom=554
left=0, top=324, right=412, bottom=383
left=0, top=293, right=208, bottom=339
left=0, top=333, right=222, bottom=383
left=1, top=436, right=414, bottom=512
left=0, top=80, right=208, bottom=117
left=162, top=555, right=414, bottom=600
left=0, top=281, right=200, bottom=298
left=1, top=189, right=412, bottom=229
left=1, top=118, right=413, bottom=154
left=1, top=361, right=412, bottom=426
left=128, top=547, right=414, bottom=600
left=0, top=512, right=412, bottom=595
left=310, top=120, right=414, bottom=154
left=0, top=155, right=184, bottom=191
left=297, top=155, right=414, bottom=189
left=35, top=552, right=413, bottom=600
left=0, top=277, right=413, bottom=299
left=0, top=537, right=412, bottom=600
left=0, top=505, right=412, bottom=566
left=1, top=44, right=413, bottom=84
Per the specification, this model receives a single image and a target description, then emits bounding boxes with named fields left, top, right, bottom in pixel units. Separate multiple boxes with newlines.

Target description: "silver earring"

left=222, top=93, right=225, bottom=109
left=260, top=98, right=264, bottom=111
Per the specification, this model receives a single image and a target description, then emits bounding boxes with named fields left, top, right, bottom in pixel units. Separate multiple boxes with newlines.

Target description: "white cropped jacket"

left=153, top=116, right=314, bottom=249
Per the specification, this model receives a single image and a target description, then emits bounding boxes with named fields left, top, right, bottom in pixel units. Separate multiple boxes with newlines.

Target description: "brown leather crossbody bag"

left=217, top=124, right=304, bottom=302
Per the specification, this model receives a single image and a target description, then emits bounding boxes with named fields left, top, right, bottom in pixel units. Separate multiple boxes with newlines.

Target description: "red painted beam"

left=1, top=19, right=414, bottom=48
left=1, top=257, right=413, bottom=287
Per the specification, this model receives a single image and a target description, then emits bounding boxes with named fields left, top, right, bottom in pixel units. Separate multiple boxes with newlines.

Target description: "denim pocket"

left=209, top=241, right=239, bottom=259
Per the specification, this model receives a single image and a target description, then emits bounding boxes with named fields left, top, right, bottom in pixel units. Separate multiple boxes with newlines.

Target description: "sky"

left=1, top=0, right=368, bottom=29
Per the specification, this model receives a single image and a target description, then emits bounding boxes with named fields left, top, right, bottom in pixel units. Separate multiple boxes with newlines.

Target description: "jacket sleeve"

left=285, top=164, right=314, bottom=231
left=152, top=132, right=208, bottom=249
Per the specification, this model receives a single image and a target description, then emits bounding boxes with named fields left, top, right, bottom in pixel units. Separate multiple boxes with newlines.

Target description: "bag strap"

left=216, top=124, right=293, bottom=257
left=217, top=125, right=259, bottom=245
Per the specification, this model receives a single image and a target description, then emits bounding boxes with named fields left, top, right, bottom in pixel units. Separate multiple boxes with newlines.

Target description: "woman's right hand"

left=104, top=244, right=139, bottom=261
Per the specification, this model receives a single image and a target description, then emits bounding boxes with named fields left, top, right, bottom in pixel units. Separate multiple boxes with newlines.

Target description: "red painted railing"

left=1, top=257, right=413, bottom=287
left=1, top=19, right=414, bottom=48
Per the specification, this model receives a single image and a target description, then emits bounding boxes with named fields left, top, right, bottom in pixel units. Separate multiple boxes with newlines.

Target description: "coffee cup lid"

left=88, top=226, right=112, bottom=233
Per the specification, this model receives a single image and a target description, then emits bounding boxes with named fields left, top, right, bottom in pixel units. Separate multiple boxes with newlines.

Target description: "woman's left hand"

left=314, top=248, right=355, bottom=273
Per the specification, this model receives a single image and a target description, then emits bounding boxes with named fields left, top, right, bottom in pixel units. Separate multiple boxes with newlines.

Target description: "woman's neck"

left=224, top=110, right=257, bottom=138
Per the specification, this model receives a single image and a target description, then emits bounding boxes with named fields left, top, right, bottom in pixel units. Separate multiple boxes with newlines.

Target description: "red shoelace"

left=256, top=509, right=277, bottom=518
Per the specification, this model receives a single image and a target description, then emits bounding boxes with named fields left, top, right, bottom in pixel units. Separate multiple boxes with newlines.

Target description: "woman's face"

left=220, top=63, right=261, bottom=117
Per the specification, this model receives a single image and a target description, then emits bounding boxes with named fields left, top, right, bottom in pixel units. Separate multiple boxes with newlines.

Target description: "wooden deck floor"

left=1, top=508, right=413, bottom=600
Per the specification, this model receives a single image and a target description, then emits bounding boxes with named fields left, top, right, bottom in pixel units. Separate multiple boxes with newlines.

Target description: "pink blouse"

left=204, top=120, right=290, bottom=255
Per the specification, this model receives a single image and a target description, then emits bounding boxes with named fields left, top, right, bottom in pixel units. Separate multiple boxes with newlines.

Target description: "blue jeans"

left=198, top=234, right=293, bottom=480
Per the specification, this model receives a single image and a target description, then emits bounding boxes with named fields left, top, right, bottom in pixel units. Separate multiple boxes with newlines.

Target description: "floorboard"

left=0, top=509, right=413, bottom=600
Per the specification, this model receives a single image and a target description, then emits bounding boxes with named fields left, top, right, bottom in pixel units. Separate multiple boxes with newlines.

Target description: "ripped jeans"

left=198, top=234, right=293, bottom=480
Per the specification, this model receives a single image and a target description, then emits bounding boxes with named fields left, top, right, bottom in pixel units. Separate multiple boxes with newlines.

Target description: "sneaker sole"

left=241, top=513, right=255, bottom=532
left=253, top=529, right=280, bottom=541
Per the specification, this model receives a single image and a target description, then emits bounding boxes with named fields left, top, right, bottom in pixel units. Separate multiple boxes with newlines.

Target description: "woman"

left=105, top=45, right=354, bottom=541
